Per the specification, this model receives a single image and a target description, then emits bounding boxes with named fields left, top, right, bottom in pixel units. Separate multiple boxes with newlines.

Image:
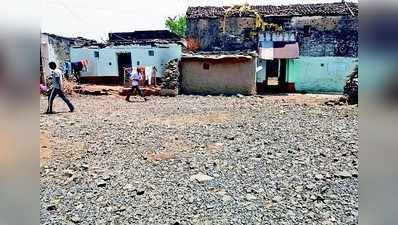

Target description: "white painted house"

left=70, top=30, right=183, bottom=84
left=70, top=43, right=182, bottom=80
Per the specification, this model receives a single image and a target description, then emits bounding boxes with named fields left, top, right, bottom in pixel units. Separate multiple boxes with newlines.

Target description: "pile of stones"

left=160, top=59, right=180, bottom=96
left=344, top=62, right=358, bottom=105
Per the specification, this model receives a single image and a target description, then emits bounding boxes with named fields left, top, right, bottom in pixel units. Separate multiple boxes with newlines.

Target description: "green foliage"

left=165, top=16, right=187, bottom=37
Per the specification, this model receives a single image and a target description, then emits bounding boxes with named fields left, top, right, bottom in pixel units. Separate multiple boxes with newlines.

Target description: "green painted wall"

left=287, top=57, right=357, bottom=93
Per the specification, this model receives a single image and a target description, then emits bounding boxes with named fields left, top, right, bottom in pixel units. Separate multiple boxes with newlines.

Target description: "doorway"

left=265, top=59, right=287, bottom=92
left=117, top=53, right=132, bottom=83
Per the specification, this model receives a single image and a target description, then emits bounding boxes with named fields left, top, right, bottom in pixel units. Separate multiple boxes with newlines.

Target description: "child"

left=46, top=62, right=75, bottom=114
left=40, top=83, right=48, bottom=94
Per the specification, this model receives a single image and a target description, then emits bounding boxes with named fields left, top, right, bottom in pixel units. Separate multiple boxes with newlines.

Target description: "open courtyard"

left=40, top=94, right=359, bottom=225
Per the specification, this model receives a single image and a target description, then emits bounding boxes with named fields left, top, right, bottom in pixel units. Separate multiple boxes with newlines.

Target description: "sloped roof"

left=186, top=2, right=358, bottom=19
left=41, top=33, right=98, bottom=47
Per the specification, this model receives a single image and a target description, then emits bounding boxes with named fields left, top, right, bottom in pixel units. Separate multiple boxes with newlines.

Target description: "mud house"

left=70, top=30, right=183, bottom=84
left=186, top=2, right=359, bottom=93
left=181, top=53, right=257, bottom=95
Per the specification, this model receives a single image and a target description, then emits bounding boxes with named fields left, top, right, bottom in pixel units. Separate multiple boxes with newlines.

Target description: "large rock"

left=335, top=171, right=352, bottom=179
left=189, top=173, right=214, bottom=183
left=160, top=89, right=178, bottom=97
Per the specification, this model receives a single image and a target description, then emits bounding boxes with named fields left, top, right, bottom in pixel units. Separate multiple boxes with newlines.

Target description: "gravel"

left=40, top=94, right=359, bottom=225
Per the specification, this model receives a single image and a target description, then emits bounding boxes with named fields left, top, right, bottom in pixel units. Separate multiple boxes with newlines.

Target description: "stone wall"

left=289, top=16, right=359, bottom=57
left=187, top=17, right=257, bottom=51
left=187, top=15, right=358, bottom=57
left=47, top=35, right=73, bottom=66
left=187, top=18, right=221, bottom=51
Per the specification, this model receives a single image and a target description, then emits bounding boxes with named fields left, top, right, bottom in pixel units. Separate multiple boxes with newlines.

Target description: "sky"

left=41, top=0, right=358, bottom=41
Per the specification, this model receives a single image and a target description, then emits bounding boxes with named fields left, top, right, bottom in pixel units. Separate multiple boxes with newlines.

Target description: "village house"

left=185, top=2, right=359, bottom=94
left=70, top=30, right=183, bottom=84
left=181, top=52, right=257, bottom=95
left=40, top=33, right=97, bottom=83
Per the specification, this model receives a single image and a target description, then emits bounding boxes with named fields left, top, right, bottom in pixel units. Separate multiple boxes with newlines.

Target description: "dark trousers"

left=47, top=88, right=74, bottom=113
left=126, top=85, right=145, bottom=100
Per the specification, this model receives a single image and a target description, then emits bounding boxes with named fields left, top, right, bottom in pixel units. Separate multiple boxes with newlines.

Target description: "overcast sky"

left=41, top=0, right=358, bottom=41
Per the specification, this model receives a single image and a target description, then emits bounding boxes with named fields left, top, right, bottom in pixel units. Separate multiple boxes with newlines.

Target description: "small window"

left=203, top=63, right=210, bottom=70
left=321, top=63, right=325, bottom=67
left=304, top=25, right=311, bottom=37
left=137, top=61, right=140, bottom=66
left=109, top=62, right=112, bottom=66
left=148, top=50, right=155, bottom=56
left=94, top=51, right=99, bottom=58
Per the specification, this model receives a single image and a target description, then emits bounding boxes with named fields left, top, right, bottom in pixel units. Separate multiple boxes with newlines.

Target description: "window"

left=203, top=63, right=210, bottom=70
left=304, top=25, right=311, bottom=37
left=137, top=61, right=140, bottom=66
left=148, top=50, right=155, bottom=56
left=94, top=51, right=99, bottom=58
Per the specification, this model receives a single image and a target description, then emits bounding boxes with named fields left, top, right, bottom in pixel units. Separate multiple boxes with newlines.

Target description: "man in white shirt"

left=46, top=62, right=75, bottom=114
left=125, top=67, right=147, bottom=102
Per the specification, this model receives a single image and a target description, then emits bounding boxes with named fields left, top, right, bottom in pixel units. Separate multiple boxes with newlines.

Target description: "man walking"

left=46, top=62, right=75, bottom=114
left=125, top=67, right=147, bottom=102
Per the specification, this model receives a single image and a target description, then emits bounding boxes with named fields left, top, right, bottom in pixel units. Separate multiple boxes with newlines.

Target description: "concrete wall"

left=286, top=56, right=356, bottom=93
left=181, top=57, right=257, bottom=95
left=70, top=44, right=182, bottom=77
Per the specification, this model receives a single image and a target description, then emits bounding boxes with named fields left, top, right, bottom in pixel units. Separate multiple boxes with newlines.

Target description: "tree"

left=165, top=16, right=187, bottom=38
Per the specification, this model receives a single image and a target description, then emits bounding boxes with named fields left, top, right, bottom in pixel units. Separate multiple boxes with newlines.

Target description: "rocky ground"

left=40, top=94, right=359, bottom=225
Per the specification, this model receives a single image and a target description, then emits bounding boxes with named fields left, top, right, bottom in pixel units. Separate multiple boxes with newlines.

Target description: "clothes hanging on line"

left=145, top=66, right=152, bottom=85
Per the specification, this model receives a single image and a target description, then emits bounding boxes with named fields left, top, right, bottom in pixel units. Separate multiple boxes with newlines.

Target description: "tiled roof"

left=108, top=30, right=181, bottom=43
left=186, top=2, right=358, bottom=19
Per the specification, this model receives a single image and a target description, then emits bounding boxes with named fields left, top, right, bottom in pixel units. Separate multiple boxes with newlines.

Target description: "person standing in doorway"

left=125, top=67, right=147, bottom=102
left=152, top=66, right=158, bottom=86
left=46, top=62, right=75, bottom=114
